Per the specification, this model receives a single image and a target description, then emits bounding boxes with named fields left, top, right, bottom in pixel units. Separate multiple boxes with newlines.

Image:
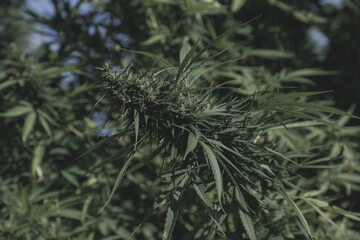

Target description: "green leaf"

left=0, top=105, right=31, bottom=117
left=326, top=206, right=360, bottom=221
left=176, top=41, right=198, bottom=83
left=81, top=196, right=93, bottom=224
left=247, top=49, right=293, bottom=59
left=119, top=48, right=176, bottom=75
left=41, top=65, right=79, bottom=78
left=98, top=153, right=135, bottom=214
left=184, top=132, right=198, bottom=160
left=39, top=115, right=52, bottom=136
left=0, top=79, right=17, bottom=91
left=193, top=182, right=213, bottom=208
left=61, top=170, right=80, bottom=188
left=75, top=137, right=109, bottom=160
left=239, top=209, right=257, bottom=240
left=265, top=147, right=299, bottom=166
left=134, top=110, right=139, bottom=150
left=200, top=141, right=223, bottom=204
left=31, top=141, right=46, bottom=178
left=21, top=186, right=31, bottom=215
left=141, top=34, right=167, bottom=46
left=278, top=102, right=360, bottom=120
left=162, top=175, right=189, bottom=240
left=264, top=91, right=331, bottom=104
left=22, top=111, right=36, bottom=142
left=193, top=181, right=226, bottom=236
left=37, top=109, right=59, bottom=127
left=302, top=198, right=339, bottom=230
left=273, top=183, right=312, bottom=239
left=286, top=68, right=338, bottom=79
left=182, top=15, right=262, bottom=77
left=179, top=43, right=192, bottom=64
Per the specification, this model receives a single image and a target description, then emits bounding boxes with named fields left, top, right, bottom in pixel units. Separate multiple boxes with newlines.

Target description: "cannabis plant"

left=95, top=31, right=360, bottom=240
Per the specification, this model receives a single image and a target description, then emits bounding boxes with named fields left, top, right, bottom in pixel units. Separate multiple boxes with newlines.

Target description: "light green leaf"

left=248, top=49, right=293, bottom=59
left=0, top=105, right=31, bottom=117
left=286, top=68, right=337, bottom=79
left=141, top=34, right=166, bottom=46
left=239, top=209, right=257, bottom=240
left=184, top=132, right=198, bottom=160
left=200, top=141, right=223, bottom=204
left=22, top=111, right=37, bottom=142
left=179, top=43, right=192, bottom=64
left=231, top=0, right=246, bottom=12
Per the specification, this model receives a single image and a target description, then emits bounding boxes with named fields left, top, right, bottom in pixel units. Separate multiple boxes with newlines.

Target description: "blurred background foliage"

left=1, top=0, right=360, bottom=239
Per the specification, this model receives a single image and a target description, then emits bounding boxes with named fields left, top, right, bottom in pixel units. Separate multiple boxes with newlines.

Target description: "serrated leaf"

left=162, top=175, right=189, bottom=240
left=22, top=111, right=36, bottom=142
left=193, top=181, right=226, bottom=237
left=200, top=141, right=223, bottom=205
left=0, top=105, right=31, bottom=117
left=184, top=132, right=198, bottom=160
left=193, top=182, right=213, bottom=208
left=97, top=153, right=135, bottom=214
left=31, top=141, right=46, bottom=178
left=239, top=209, right=257, bottom=240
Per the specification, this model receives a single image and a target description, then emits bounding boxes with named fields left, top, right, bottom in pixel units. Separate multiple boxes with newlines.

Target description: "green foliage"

left=1, top=1, right=360, bottom=240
